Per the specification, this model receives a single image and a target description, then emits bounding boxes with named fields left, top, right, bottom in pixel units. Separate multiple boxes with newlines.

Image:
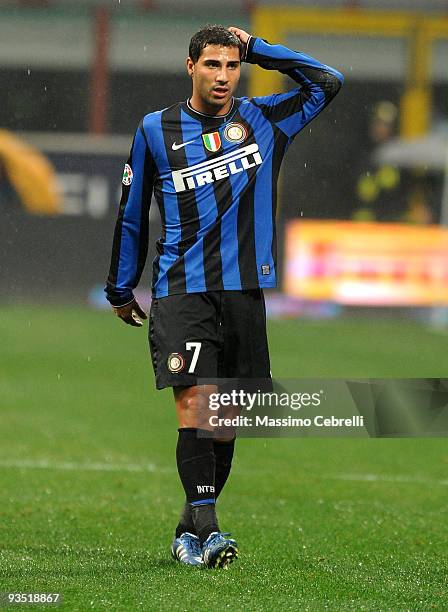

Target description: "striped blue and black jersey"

left=106, top=37, right=343, bottom=305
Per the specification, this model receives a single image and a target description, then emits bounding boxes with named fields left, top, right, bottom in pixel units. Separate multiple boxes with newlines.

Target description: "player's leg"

left=174, top=436, right=235, bottom=541
left=174, top=383, right=219, bottom=545
left=174, top=434, right=235, bottom=548
left=173, top=384, right=239, bottom=568
left=174, top=384, right=231, bottom=538
left=149, top=291, right=237, bottom=566
left=170, top=384, right=216, bottom=566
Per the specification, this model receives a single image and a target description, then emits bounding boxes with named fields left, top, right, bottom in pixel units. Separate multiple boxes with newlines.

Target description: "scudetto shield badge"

left=202, top=132, right=222, bottom=152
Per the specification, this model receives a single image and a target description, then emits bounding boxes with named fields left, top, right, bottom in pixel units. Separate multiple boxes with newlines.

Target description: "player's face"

left=187, top=45, right=241, bottom=115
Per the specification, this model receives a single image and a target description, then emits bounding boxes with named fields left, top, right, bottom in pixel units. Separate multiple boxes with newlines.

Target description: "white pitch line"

left=0, top=459, right=447, bottom=487
left=330, top=473, right=448, bottom=486
left=0, top=458, right=175, bottom=474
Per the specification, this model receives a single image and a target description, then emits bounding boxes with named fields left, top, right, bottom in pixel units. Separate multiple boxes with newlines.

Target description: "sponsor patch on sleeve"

left=122, top=163, right=133, bottom=186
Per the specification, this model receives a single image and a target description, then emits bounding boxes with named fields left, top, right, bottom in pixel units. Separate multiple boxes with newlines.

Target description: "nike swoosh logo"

left=172, top=139, right=196, bottom=151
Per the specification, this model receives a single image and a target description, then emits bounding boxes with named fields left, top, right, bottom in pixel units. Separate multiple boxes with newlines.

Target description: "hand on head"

left=228, top=27, right=251, bottom=46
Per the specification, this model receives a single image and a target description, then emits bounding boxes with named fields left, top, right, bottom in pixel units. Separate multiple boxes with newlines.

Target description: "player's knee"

left=184, top=393, right=208, bottom=414
left=175, top=387, right=211, bottom=428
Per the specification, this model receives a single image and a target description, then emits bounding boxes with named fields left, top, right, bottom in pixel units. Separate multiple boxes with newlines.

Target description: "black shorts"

left=148, top=289, right=271, bottom=390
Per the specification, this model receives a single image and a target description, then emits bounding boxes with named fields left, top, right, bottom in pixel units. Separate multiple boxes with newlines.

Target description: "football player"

left=106, top=24, right=343, bottom=568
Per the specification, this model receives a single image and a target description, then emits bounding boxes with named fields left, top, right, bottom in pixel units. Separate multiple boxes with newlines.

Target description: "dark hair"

left=189, top=24, right=243, bottom=63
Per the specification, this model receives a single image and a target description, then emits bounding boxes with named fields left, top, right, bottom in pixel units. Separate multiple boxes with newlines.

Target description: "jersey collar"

left=182, top=98, right=239, bottom=125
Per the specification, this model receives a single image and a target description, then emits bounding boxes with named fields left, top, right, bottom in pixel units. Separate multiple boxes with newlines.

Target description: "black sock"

left=191, top=504, right=219, bottom=546
left=175, top=501, right=219, bottom=544
left=176, top=428, right=219, bottom=543
left=213, top=438, right=235, bottom=498
left=176, top=427, right=217, bottom=542
left=175, top=500, right=196, bottom=538
left=175, top=435, right=236, bottom=538
left=176, top=428, right=216, bottom=503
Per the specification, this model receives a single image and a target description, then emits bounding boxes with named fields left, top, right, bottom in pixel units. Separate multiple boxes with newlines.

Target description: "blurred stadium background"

left=1, top=1, right=448, bottom=609
left=2, top=0, right=448, bottom=314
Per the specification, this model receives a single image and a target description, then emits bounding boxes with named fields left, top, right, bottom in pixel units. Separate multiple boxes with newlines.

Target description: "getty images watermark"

left=207, top=388, right=364, bottom=430
left=197, top=378, right=448, bottom=438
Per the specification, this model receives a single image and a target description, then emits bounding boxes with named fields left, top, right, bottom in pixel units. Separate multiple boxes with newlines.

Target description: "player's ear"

left=186, top=57, right=194, bottom=77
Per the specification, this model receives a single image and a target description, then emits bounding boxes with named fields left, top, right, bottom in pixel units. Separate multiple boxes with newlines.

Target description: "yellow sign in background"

left=285, top=221, right=448, bottom=306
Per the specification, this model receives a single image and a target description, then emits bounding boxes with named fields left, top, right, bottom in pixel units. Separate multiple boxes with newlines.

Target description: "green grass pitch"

left=0, top=306, right=447, bottom=610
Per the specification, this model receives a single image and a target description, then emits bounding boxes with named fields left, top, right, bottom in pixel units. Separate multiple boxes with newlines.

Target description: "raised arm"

left=230, top=27, right=344, bottom=139
left=105, top=121, right=156, bottom=325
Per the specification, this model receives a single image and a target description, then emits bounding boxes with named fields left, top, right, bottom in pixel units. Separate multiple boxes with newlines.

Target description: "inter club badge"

left=202, top=132, right=222, bottom=152
left=223, top=122, right=247, bottom=144
left=167, top=353, right=185, bottom=373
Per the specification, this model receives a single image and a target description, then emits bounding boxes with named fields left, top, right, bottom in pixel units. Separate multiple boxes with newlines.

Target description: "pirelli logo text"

left=171, top=143, right=263, bottom=193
